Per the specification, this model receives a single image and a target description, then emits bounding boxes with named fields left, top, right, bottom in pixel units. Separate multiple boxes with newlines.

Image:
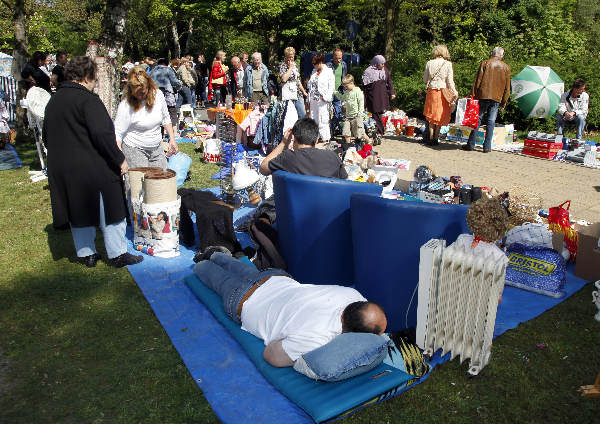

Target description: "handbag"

left=462, top=96, right=480, bottom=129
left=442, top=87, right=458, bottom=104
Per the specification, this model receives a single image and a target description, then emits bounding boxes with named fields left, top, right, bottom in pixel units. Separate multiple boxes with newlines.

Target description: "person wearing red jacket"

left=208, top=50, right=229, bottom=105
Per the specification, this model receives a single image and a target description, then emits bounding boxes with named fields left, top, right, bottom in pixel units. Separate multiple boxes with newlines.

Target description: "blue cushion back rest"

left=350, top=193, right=470, bottom=332
left=273, top=171, right=381, bottom=286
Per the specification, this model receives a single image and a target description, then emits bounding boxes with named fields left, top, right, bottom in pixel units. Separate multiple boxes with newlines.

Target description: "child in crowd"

left=336, top=74, right=372, bottom=146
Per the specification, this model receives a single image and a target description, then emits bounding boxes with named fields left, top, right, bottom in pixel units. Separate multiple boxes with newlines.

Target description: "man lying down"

left=193, top=252, right=387, bottom=367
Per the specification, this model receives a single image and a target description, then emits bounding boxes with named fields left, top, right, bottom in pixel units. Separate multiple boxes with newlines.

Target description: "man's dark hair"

left=30, top=51, right=47, bottom=65
left=573, top=78, right=586, bottom=89
left=291, top=117, right=320, bottom=146
left=342, top=301, right=385, bottom=334
left=56, top=51, right=67, bottom=59
left=64, top=56, right=97, bottom=82
left=157, top=57, right=169, bottom=66
left=312, top=52, right=325, bottom=65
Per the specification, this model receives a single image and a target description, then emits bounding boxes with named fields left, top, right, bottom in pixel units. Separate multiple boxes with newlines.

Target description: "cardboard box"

left=446, top=124, right=514, bottom=147
left=552, top=223, right=600, bottom=281
left=575, top=223, right=600, bottom=281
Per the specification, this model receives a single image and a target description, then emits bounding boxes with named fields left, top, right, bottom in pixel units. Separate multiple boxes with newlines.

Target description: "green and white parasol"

left=511, top=66, right=564, bottom=118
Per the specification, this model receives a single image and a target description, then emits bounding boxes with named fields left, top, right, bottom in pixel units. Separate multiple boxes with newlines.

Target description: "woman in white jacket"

left=307, top=52, right=334, bottom=142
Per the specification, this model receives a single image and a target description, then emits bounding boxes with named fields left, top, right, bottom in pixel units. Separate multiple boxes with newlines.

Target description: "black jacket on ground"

left=178, top=188, right=242, bottom=255
left=43, top=81, right=127, bottom=228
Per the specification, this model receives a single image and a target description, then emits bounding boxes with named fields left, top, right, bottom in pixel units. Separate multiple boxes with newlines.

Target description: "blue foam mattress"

left=184, top=273, right=419, bottom=423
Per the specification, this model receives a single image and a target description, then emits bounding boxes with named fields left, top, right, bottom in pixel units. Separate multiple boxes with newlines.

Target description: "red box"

left=522, top=148, right=558, bottom=159
left=524, top=139, right=563, bottom=150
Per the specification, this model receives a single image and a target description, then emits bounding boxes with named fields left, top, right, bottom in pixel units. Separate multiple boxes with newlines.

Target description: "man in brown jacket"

left=463, top=47, right=511, bottom=153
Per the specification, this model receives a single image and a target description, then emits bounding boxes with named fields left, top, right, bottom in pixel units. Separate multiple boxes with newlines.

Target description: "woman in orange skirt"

left=423, top=45, right=457, bottom=145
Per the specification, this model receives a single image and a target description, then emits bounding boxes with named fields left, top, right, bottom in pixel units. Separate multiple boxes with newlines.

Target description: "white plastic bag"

left=454, top=97, right=468, bottom=126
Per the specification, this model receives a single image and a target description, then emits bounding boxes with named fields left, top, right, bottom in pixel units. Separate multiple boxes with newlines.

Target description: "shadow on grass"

left=45, top=223, right=73, bottom=261
left=0, top=264, right=218, bottom=423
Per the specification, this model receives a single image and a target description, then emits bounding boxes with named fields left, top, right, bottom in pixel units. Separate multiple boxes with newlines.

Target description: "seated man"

left=260, top=117, right=348, bottom=179
left=557, top=78, right=588, bottom=140
left=194, top=252, right=387, bottom=367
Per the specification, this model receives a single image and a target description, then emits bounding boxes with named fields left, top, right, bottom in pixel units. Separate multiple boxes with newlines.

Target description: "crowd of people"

left=115, top=47, right=399, bottom=146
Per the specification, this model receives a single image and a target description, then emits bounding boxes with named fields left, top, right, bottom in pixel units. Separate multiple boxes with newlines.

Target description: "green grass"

left=1, top=140, right=599, bottom=423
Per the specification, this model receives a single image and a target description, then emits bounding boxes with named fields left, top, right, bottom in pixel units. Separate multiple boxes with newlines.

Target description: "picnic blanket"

left=0, top=143, right=21, bottom=170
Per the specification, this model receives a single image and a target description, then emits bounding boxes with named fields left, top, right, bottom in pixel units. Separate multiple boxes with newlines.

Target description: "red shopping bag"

left=548, top=200, right=578, bottom=259
left=462, top=96, right=480, bottom=129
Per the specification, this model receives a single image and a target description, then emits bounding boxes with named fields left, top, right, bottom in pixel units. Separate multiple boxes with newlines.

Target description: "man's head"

left=491, top=46, right=504, bottom=59
left=56, top=51, right=67, bottom=66
left=342, top=74, right=355, bottom=91
left=291, top=117, right=320, bottom=147
left=157, top=57, right=169, bottom=66
left=231, top=56, right=241, bottom=70
left=572, top=78, right=586, bottom=96
left=240, top=52, right=249, bottom=64
left=341, top=301, right=387, bottom=335
left=333, top=48, right=343, bottom=66
left=252, top=52, right=262, bottom=68
left=145, top=57, right=154, bottom=66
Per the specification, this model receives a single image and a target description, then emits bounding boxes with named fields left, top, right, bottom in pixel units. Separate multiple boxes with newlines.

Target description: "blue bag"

left=167, top=152, right=192, bottom=188
left=505, top=243, right=566, bottom=298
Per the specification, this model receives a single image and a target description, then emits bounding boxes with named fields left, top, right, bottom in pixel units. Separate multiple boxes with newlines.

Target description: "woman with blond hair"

left=423, top=44, right=458, bottom=145
left=209, top=50, right=229, bottom=105
left=115, top=67, right=178, bottom=169
left=280, top=46, right=307, bottom=118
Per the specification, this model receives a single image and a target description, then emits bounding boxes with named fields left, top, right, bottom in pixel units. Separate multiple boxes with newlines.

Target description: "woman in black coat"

left=43, top=56, right=143, bottom=268
left=362, top=55, right=395, bottom=137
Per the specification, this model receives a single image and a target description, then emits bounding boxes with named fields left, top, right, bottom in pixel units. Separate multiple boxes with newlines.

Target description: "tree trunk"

left=384, top=0, right=398, bottom=69
left=184, top=17, right=194, bottom=55
left=171, top=20, right=181, bottom=59
left=267, top=32, right=278, bottom=69
left=12, top=0, right=29, bottom=142
left=96, top=0, right=129, bottom=118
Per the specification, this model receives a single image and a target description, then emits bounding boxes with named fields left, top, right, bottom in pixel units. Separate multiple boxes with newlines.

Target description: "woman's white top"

left=114, top=89, right=171, bottom=150
left=423, top=57, right=457, bottom=94
left=308, top=66, right=335, bottom=103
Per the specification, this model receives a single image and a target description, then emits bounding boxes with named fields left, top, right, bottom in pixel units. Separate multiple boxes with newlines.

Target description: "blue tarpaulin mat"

left=0, top=143, right=21, bottom=170
left=125, top=188, right=592, bottom=422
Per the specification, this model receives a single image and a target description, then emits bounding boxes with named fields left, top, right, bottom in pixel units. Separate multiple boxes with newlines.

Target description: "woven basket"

left=128, top=166, right=162, bottom=201
left=143, top=169, right=177, bottom=204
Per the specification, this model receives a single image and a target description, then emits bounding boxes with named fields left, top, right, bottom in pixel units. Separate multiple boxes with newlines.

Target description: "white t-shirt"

left=241, top=276, right=366, bottom=361
left=114, top=89, right=171, bottom=150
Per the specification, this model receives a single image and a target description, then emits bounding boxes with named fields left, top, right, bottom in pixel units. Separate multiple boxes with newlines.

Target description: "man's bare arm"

left=263, top=339, right=294, bottom=367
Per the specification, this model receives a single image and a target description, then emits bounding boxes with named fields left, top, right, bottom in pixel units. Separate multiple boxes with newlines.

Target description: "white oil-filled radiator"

left=416, top=238, right=507, bottom=375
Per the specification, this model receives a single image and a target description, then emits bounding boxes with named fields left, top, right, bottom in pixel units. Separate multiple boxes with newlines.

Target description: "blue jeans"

left=70, top=193, right=127, bottom=259
left=190, top=88, right=196, bottom=108
left=467, top=99, right=499, bottom=152
left=193, top=253, right=290, bottom=323
left=330, top=97, right=343, bottom=136
left=556, top=113, right=586, bottom=139
left=176, top=86, right=193, bottom=108
left=294, top=98, right=306, bottom=119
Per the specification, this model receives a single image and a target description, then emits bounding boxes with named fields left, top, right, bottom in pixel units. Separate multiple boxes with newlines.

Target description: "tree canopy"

left=1, top=0, right=598, bottom=129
